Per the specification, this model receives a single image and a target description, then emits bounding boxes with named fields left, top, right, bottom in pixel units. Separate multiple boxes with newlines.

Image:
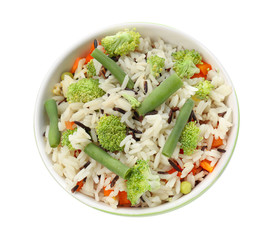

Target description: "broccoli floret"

left=172, top=49, right=202, bottom=65
left=122, top=93, right=141, bottom=109
left=172, top=49, right=202, bottom=79
left=147, top=55, right=165, bottom=77
left=96, top=115, right=126, bottom=152
left=173, top=59, right=200, bottom=79
left=126, top=160, right=160, bottom=205
left=86, top=60, right=96, bottom=78
left=61, top=128, right=77, bottom=150
left=195, top=80, right=214, bottom=100
left=179, top=121, right=202, bottom=155
left=101, top=29, right=141, bottom=57
left=67, top=78, right=105, bottom=103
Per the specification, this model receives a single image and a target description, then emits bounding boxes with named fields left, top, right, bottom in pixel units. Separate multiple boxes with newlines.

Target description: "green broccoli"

left=101, top=29, right=141, bottom=57
left=67, top=78, right=105, bottom=103
left=122, top=93, right=141, bottom=109
left=86, top=59, right=96, bottom=78
left=179, top=121, right=202, bottom=155
left=195, top=80, right=214, bottom=100
left=147, top=55, right=165, bottom=77
left=96, top=115, right=126, bottom=152
left=173, top=59, right=200, bottom=79
left=84, top=143, right=161, bottom=206
left=61, top=128, right=77, bottom=150
left=126, top=159, right=161, bottom=205
left=172, top=49, right=202, bottom=79
left=172, top=49, right=202, bottom=65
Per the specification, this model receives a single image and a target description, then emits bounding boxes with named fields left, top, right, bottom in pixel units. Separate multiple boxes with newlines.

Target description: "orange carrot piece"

left=191, top=72, right=206, bottom=79
left=211, top=137, right=223, bottom=148
left=118, top=191, right=131, bottom=206
left=200, top=160, right=214, bottom=173
left=103, top=187, right=113, bottom=197
left=197, top=61, right=212, bottom=76
left=65, top=121, right=75, bottom=130
left=70, top=57, right=82, bottom=73
left=85, top=41, right=97, bottom=63
left=76, top=179, right=84, bottom=192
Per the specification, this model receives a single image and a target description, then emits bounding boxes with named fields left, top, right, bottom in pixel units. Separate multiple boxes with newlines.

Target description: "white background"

left=1, top=0, right=268, bottom=239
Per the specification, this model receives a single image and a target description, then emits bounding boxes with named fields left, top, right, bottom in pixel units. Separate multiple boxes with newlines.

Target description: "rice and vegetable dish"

left=44, top=29, right=233, bottom=208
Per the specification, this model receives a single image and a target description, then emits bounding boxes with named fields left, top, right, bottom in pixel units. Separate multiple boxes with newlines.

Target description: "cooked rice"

left=46, top=35, right=233, bottom=209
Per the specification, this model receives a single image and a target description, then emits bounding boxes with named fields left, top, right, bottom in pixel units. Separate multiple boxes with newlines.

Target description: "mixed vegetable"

left=44, top=28, right=226, bottom=207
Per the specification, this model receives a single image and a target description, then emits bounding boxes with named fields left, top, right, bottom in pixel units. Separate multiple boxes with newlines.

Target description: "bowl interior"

left=34, top=23, right=239, bottom=216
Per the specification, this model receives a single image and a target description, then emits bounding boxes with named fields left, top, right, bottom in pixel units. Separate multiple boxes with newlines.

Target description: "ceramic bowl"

left=34, top=22, right=239, bottom=216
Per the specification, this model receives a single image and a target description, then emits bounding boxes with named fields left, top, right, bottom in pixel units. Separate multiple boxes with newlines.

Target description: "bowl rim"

left=34, top=22, right=240, bottom=216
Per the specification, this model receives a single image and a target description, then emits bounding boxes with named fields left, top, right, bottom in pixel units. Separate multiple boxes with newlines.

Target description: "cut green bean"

left=84, top=143, right=131, bottom=179
left=91, top=48, right=134, bottom=89
left=162, top=98, right=194, bottom=157
left=44, top=99, right=61, bottom=148
left=136, top=73, right=183, bottom=116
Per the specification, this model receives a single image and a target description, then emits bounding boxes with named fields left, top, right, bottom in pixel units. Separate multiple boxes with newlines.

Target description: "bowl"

left=34, top=22, right=239, bottom=216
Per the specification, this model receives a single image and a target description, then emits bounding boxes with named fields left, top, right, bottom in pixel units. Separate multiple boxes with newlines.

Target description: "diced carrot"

left=118, top=191, right=131, bottom=206
left=70, top=57, right=82, bottom=74
left=191, top=72, right=206, bottom=79
left=211, top=137, right=223, bottom=148
left=65, top=121, right=75, bottom=130
left=200, top=160, right=214, bottom=173
left=197, top=61, right=212, bottom=76
left=103, top=187, right=113, bottom=197
left=76, top=179, right=84, bottom=192
left=85, top=41, right=98, bottom=63
left=167, top=168, right=177, bottom=174
left=191, top=166, right=202, bottom=175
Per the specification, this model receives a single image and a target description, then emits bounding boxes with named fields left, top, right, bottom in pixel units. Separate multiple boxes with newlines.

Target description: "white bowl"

left=34, top=22, right=240, bottom=216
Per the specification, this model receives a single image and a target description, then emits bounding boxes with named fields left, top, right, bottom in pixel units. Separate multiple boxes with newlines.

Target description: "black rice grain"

left=110, top=175, right=119, bottom=188
left=168, top=109, right=173, bottom=124
left=145, top=110, right=158, bottom=116
left=113, top=107, right=126, bottom=114
left=74, top=121, right=91, bottom=135
left=144, top=81, right=148, bottom=94
left=168, top=159, right=182, bottom=172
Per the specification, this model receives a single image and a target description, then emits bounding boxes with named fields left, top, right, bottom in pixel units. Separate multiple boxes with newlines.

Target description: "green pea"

left=61, top=72, right=73, bottom=81
left=180, top=181, right=192, bottom=194
left=44, top=99, right=61, bottom=148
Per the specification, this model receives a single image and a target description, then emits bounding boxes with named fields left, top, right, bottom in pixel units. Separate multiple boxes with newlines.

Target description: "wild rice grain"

left=94, top=39, right=98, bottom=48
left=217, top=148, right=226, bottom=153
left=74, top=121, right=91, bottom=135
left=110, top=175, right=119, bottom=188
left=168, top=109, right=173, bottom=124
left=145, top=110, right=158, bottom=116
left=144, top=81, right=148, bottom=94
left=201, top=146, right=207, bottom=151
left=168, top=159, right=182, bottom=172
left=171, top=106, right=179, bottom=112
left=113, top=107, right=126, bottom=114
left=218, top=111, right=227, bottom=117
left=128, top=127, right=142, bottom=134
left=81, top=161, right=91, bottom=169
left=58, top=98, right=67, bottom=105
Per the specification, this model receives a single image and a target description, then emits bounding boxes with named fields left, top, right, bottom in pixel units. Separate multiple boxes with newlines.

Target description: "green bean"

left=61, top=72, right=73, bottom=81
left=84, top=143, right=131, bottom=179
left=162, top=98, right=194, bottom=157
left=136, top=73, right=183, bottom=116
left=91, top=48, right=134, bottom=89
left=44, top=99, right=61, bottom=148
